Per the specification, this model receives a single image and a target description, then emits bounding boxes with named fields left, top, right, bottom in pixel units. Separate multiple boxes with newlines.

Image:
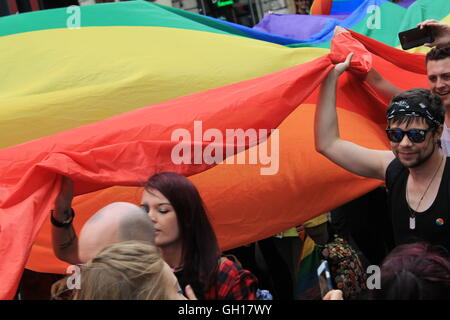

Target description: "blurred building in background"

left=0, top=0, right=290, bottom=26
left=1, top=0, right=80, bottom=15
left=173, top=0, right=288, bottom=27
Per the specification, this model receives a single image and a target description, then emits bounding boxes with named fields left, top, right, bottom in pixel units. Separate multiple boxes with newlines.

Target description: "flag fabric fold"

left=1, top=53, right=335, bottom=300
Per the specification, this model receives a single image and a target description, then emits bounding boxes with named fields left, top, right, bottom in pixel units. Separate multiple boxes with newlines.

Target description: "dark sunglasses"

left=385, top=127, right=434, bottom=143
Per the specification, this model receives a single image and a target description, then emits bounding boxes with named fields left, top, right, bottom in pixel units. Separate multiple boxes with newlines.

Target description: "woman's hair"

left=76, top=241, right=170, bottom=300
left=144, top=172, right=220, bottom=297
left=374, top=242, right=450, bottom=300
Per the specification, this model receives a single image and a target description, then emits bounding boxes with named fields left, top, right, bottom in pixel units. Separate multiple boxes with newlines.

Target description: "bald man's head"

left=78, top=202, right=155, bottom=262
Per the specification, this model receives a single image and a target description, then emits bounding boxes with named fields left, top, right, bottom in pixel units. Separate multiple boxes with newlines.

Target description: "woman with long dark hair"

left=141, top=172, right=258, bottom=299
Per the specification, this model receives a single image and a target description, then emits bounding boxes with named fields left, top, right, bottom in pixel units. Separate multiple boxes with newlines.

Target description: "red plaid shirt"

left=204, top=258, right=258, bottom=300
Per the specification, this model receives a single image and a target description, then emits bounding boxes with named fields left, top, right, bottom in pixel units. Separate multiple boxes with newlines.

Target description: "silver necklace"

left=406, top=156, right=444, bottom=230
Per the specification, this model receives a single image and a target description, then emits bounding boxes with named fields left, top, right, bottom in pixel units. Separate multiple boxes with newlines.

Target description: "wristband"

left=51, top=208, right=75, bottom=228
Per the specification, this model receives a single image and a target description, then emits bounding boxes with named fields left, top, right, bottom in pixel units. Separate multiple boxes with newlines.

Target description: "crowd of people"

left=14, top=18, right=450, bottom=300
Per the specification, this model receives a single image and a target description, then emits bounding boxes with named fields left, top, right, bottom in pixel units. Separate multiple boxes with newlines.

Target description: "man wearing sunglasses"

left=334, top=21, right=450, bottom=155
left=315, top=53, right=450, bottom=253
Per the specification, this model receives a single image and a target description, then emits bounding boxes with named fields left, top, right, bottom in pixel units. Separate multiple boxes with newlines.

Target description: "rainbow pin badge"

left=435, top=218, right=445, bottom=226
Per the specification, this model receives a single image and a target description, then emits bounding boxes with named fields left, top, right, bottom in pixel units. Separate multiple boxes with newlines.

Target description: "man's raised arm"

left=314, top=53, right=394, bottom=180
left=365, top=68, right=403, bottom=102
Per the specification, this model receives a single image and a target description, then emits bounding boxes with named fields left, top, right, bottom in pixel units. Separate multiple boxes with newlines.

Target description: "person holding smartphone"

left=334, top=21, right=450, bottom=154
left=317, top=260, right=333, bottom=298
left=418, top=20, right=450, bottom=48
left=322, top=242, right=450, bottom=300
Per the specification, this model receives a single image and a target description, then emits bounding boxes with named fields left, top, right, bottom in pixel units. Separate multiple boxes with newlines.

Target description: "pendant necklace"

left=406, top=156, right=444, bottom=230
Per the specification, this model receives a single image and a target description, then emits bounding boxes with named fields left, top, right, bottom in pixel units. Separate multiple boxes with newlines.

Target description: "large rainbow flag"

left=0, top=0, right=446, bottom=299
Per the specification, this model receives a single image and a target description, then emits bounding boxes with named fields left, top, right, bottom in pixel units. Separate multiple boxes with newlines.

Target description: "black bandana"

left=387, top=100, right=442, bottom=125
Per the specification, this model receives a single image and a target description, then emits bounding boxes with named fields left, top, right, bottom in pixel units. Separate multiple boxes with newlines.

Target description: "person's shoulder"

left=216, top=256, right=258, bottom=299
left=218, top=256, right=257, bottom=281
left=385, top=157, right=406, bottom=189
left=440, top=122, right=450, bottom=156
left=441, top=123, right=450, bottom=139
left=386, top=157, right=403, bottom=176
left=444, top=156, right=450, bottom=171
left=219, top=256, right=243, bottom=275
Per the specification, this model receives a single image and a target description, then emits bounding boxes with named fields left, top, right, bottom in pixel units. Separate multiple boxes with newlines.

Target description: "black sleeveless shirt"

left=385, top=157, right=450, bottom=253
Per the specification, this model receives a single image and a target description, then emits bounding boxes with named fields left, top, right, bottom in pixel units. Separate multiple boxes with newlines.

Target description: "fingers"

left=418, top=19, right=439, bottom=29
left=323, top=289, right=344, bottom=300
left=345, top=52, right=354, bottom=63
left=323, top=291, right=332, bottom=300
left=342, top=52, right=354, bottom=67
left=185, top=285, right=197, bottom=300
left=334, top=26, right=349, bottom=36
left=419, top=20, right=450, bottom=48
left=333, top=52, right=354, bottom=76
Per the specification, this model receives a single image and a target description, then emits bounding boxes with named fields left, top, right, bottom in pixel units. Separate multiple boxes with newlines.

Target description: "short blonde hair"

left=76, top=241, right=169, bottom=300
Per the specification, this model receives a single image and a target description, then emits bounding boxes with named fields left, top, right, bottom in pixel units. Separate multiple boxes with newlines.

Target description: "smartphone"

left=398, top=26, right=434, bottom=50
left=317, top=260, right=333, bottom=298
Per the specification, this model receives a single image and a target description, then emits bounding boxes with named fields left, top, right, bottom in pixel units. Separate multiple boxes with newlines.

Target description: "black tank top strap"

left=445, top=157, right=450, bottom=202
left=385, top=158, right=407, bottom=192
